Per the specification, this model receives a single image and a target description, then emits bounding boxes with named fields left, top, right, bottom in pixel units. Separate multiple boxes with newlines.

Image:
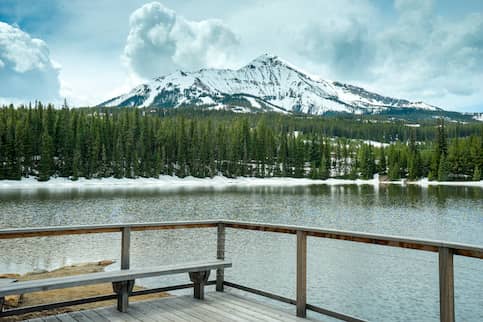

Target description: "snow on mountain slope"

left=99, top=54, right=441, bottom=115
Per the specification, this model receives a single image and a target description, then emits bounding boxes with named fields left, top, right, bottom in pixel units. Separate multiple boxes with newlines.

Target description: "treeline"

left=0, top=104, right=481, bottom=181
left=122, top=106, right=482, bottom=142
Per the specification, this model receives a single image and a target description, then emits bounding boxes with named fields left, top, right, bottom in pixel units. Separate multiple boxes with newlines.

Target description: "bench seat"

left=0, top=260, right=231, bottom=312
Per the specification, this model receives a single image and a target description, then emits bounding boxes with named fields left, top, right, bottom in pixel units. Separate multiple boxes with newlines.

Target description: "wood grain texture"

left=0, top=261, right=232, bottom=297
left=222, top=220, right=483, bottom=258
left=118, top=227, right=131, bottom=312
left=439, top=247, right=455, bottom=322
left=296, top=231, right=306, bottom=318
left=1, top=219, right=481, bottom=258
left=0, top=220, right=219, bottom=239
left=216, top=223, right=225, bottom=292
left=26, top=292, right=313, bottom=322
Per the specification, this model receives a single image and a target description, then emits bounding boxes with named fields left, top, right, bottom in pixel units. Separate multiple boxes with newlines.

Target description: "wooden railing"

left=0, top=220, right=482, bottom=322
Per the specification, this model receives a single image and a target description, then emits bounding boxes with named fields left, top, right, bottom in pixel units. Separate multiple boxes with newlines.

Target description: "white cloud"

left=123, top=2, right=239, bottom=80
left=2, top=0, right=480, bottom=111
left=277, top=0, right=483, bottom=110
left=368, top=1, right=483, bottom=109
left=0, top=22, right=61, bottom=104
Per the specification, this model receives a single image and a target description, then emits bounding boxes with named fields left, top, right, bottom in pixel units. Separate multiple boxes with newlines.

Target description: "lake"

left=0, top=184, right=481, bottom=321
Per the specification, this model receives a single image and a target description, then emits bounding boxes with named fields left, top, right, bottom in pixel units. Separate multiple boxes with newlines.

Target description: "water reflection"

left=0, top=183, right=481, bottom=321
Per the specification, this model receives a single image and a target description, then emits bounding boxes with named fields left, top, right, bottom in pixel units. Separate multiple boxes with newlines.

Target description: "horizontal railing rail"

left=1, top=220, right=481, bottom=258
left=0, top=220, right=219, bottom=239
left=0, top=219, right=482, bottom=322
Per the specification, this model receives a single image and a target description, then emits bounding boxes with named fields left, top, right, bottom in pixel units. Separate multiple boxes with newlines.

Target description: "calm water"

left=0, top=184, right=482, bottom=321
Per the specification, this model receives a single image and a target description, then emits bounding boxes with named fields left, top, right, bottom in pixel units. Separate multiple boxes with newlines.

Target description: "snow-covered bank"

left=0, top=175, right=481, bottom=191
left=0, top=176, right=378, bottom=191
left=410, top=178, right=483, bottom=187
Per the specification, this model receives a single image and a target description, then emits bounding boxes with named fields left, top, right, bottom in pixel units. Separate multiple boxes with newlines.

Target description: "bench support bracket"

left=113, top=280, right=135, bottom=312
left=189, top=271, right=210, bottom=300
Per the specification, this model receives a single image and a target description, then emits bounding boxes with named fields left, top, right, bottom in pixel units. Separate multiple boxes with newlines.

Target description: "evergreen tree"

left=438, top=154, right=450, bottom=181
left=378, top=146, right=387, bottom=175
left=407, top=135, right=422, bottom=180
left=388, top=161, right=400, bottom=181
left=319, top=155, right=329, bottom=179
left=38, top=129, right=54, bottom=181
left=431, top=118, right=448, bottom=178
left=0, top=104, right=481, bottom=182
left=473, top=166, right=481, bottom=181
left=358, top=144, right=375, bottom=180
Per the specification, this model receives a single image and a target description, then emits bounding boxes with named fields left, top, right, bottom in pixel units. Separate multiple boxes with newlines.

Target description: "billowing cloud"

left=370, top=0, right=483, bottom=107
left=1, top=0, right=481, bottom=111
left=296, top=18, right=375, bottom=79
left=0, top=22, right=61, bottom=103
left=123, top=2, right=239, bottom=80
left=288, top=0, right=483, bottom=109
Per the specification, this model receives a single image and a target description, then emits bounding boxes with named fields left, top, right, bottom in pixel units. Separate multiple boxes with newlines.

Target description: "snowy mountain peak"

left=247, top=53, right=280, bottom=66
left=99, top=54, right=442, bottom=115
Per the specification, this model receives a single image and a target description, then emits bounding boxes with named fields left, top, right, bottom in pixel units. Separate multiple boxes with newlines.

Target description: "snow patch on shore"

left=413, top=178, right=483, bottom=187
left=0, top=175, right=480, bottom=191
left=0, top=176, right=378, bottom=191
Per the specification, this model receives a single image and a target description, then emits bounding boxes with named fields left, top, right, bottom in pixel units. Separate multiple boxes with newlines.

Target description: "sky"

left=0, top=0, right=482, bottom=112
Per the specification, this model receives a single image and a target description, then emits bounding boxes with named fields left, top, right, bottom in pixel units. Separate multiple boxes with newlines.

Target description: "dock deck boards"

left=25, top=292, right=315, bottom=322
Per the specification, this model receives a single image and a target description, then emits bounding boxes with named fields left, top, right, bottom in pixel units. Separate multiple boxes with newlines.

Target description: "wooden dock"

left=25, top=292, right=314, bottom=322
left=1, top=220, right=482, bottom=322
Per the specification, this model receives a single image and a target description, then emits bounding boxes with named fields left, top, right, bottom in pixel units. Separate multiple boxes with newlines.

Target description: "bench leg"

left=189, top=271, right=210, bottom=300
left=0, top=296, right=4, bottom=312
left=113, top=280, right=134, bottom=312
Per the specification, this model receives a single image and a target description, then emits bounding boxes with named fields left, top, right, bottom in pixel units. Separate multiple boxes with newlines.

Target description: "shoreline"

left=0, top=175, right=481, bottom=190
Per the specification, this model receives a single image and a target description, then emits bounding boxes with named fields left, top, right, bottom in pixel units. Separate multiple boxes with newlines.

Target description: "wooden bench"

left=0, top=260, right=231, bottom=313
left=0, top=278, right=17, bottom=311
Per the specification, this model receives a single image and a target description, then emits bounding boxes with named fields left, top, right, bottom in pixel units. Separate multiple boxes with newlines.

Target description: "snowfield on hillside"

left=100, top=54, right=441, bottom=115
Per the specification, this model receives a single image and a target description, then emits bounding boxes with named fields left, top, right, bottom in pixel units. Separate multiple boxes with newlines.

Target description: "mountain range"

left=100, top=54, right=473, bottom=120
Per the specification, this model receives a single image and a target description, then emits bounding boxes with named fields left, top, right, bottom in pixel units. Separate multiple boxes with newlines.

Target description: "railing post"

left=296, top=230, right=307, bottom=318
left=439, top=247, right=454, bottom=322
left=118, top=227, right=131, bottom=312
left=216, top=223, right=225, bottom=292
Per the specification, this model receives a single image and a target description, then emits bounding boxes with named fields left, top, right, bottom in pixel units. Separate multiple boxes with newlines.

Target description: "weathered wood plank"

left=118, top=227, right=131, bottom=312
left=0, top=278, right=17, bottom=286
left=159, top=298, right=206, bottom=322
left=439, top=247, right=455, bottom=322
left=0, top=260, right=231, bottom=297
left=94, top=307, right=141, bottom=322
left=27, top=293, right=318, bottom=322
left=0, top=220, right=219, bottom=240
left=206, top=295, right=285, bottom=322
left=296, top=231, right=307, bottom=318
left=53, top=313, right=78, bottom=322
left=0, top=220, right=481, bottom=258
left=125, top=302, right=161, bottom=322
left=68, top=311, right=94, bottom=322
left=41, top=316, right=61, bottom=322
left=81, top=308, right=111, bottom=322
left=210, top=292, right=307, bottom=322
left=189, top=295, right=259, bottom=322
left=216, top=223, right=225, bottom=292
left=141, top=298, right=191, bottom=322
left=222, top=220, right=483, bottom=258
left=166, top=297, right=227, bottom=322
